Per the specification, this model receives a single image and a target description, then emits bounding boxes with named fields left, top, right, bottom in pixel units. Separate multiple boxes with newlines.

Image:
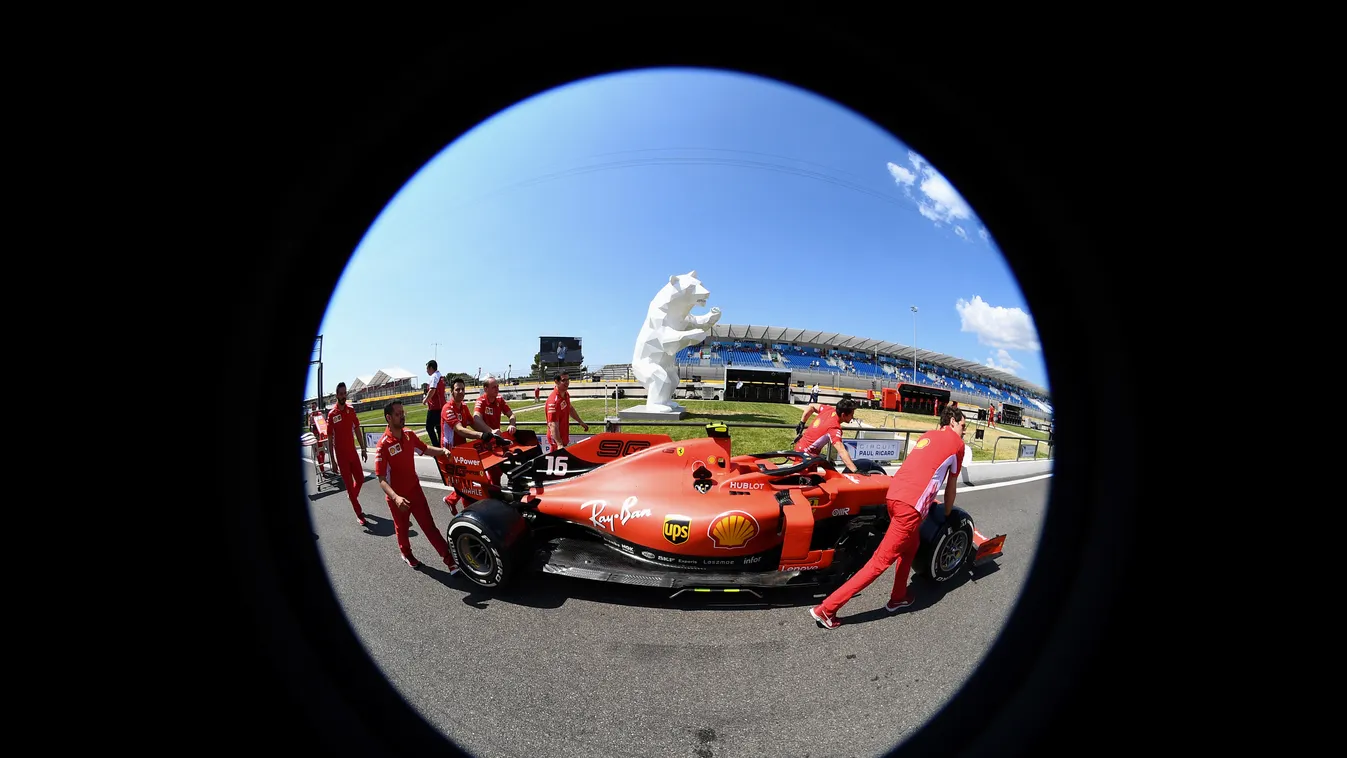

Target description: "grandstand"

left=672, top=323, right=1053, bottom=418
left=309, top=367, right=419, bottom=409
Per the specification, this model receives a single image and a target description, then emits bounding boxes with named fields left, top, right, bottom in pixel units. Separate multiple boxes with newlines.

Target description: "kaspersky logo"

left=662, top=514, right=690, bottom=545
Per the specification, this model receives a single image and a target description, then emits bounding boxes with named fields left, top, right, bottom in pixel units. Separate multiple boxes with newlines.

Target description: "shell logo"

left=915, top=438, right=931, bottom=449
left=708, top=510, right=760, bottom=549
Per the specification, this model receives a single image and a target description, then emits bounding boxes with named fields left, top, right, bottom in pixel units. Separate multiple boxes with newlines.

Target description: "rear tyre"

left=820, top=515, right=888, bottom=592
left=445, top=499, right=529, bottom=589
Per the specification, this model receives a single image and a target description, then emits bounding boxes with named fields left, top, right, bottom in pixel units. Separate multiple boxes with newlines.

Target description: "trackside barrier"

left=344, top=420, right=1053, bottom=482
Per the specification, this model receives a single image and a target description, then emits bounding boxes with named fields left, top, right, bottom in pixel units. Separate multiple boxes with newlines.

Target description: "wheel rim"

left=937, top=530, right=969, bottom=573
left=454, top=532, right=496, bottom=580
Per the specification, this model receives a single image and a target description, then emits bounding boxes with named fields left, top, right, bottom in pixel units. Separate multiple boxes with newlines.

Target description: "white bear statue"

left=628, top=271, right=721, bottom=414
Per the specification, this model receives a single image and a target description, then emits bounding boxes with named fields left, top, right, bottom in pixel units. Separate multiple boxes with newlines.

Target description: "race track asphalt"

left=302, top=450, right=1050, bottom=758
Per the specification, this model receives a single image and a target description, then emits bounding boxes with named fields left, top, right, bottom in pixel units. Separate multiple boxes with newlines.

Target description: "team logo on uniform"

left=662, top=514, right=691, bottom=545
left=708, top=510, right=760, bottom=549
left=389, top=443, right=402, bottom=456
left=915, top=438, right=931, bottom=449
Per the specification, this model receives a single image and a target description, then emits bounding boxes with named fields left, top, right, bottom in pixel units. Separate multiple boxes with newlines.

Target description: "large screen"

left=539, top=336, right=583, bottom=365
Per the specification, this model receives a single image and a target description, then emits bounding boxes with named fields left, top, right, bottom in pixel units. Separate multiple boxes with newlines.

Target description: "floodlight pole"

left=910, top=306, right=918, bottom=385
left=432, top=342, right=441, bottom=362
left=310, top=335, right=324, bottom=405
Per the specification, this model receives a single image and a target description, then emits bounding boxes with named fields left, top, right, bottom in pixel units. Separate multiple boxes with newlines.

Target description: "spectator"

left=325, top=382, right=370, bottom=525
left=374, top=400, right=458, bottom=572
left=810, top=405, right=968, bottom=629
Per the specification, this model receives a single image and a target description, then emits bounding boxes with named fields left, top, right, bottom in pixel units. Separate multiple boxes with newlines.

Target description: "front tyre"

left=916, top=513, right=974, bottom=582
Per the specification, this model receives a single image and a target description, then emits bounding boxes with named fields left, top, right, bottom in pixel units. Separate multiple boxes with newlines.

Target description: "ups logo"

left=663, top=514, right=691, bottom=545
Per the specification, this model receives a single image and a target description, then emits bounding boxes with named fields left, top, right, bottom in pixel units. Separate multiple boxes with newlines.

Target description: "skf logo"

left=662, top=514, right=691, bottom=545
left=916, top=438, right=931, bottom=449
left=708, top=510, right=760, bottom=549
left=676, top=447, right=685, bottom=457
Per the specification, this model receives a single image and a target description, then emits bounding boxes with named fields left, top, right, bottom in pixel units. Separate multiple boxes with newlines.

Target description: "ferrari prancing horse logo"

left=676, top=447, right=685, bottom=456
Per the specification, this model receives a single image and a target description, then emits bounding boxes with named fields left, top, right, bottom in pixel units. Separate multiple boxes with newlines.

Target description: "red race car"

left=439, top=423, right=1006, bottom=597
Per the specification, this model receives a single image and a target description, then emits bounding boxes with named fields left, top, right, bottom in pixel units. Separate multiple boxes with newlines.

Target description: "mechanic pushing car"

left=474, top=375, right=518, bottom=438
left=809, top=404, right=968, bottom=629
left=374, top=400, right=459, bottom=573
left=438, top=377, right=495, bottom=514
left=794, top=397, right=862, bottom=475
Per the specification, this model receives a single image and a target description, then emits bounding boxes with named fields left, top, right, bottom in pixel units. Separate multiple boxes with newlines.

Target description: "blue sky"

left=305, top=67, right=1046, bottom=399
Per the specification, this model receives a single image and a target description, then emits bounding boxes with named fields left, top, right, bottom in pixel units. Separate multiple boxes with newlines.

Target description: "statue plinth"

left=619, top=402, right=690, bottom=421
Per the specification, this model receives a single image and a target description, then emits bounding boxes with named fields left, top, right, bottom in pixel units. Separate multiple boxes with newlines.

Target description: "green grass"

left=316, top=398, right=1053, bottom=462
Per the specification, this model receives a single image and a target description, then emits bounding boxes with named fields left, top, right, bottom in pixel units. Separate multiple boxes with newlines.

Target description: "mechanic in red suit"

left=374, top=399, right=458, bottom=573
left=473, top=375, right=518, bottom=438
left=437, top=377, right=497, bottom=514
left=308, top=402, right=329, bottom=473
left=793, top=397, right=861, bottom=475
left=545, top=370, right=590, bottom=452
left=325, top=382, right=369, bottom=525
left=810, top=405, right=967, bottom=629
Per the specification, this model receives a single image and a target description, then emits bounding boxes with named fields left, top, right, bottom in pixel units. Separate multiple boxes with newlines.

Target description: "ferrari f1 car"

left=440, top=423, right=1006, bottom=597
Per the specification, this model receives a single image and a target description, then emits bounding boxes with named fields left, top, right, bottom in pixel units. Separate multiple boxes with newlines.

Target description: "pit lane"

left=303, top=453, right=1049, bottom=758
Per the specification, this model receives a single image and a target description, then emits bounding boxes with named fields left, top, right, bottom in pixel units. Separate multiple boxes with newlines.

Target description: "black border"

left=191, top=12, right=1150, bottom=757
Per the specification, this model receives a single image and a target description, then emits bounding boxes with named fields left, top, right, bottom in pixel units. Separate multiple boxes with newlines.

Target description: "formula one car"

left=440, top=423, right=1006, bottom=597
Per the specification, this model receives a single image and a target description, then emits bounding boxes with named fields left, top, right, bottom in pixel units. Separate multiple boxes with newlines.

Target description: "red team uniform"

left=475, top=394, right=513, bottom=433
left=816, top=424, right=966, bottom=617
left=374, top=426, right=451, bottom=566
left=545, top=385, right=573, bottom=449
left=325, top=402, right=366, bottom=522
left=437, top=397, right=474, bottom=512
left=795, top=405, right=845, bottom=456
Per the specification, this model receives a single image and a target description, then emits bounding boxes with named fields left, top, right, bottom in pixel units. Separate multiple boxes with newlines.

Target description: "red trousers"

left=335, top=450, right=365, bottom=517
left=818, top=498, right=923, bottom=616
left=387, top=491, right=449, bottom=562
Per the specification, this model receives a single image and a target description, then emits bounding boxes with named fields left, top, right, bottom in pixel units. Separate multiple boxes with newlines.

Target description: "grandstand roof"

left=348, top=375, right=374, bottom=393
left=707, top=323, right=1048, bottom=397
left=368, top=367, right=416, bottom=386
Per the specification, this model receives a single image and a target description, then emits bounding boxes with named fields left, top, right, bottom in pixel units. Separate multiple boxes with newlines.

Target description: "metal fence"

left=342, top=416, right=1052, bottom=466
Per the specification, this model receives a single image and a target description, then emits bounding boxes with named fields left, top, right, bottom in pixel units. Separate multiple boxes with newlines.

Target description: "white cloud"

left=955, top=295, right=1040, bottom=352
left=985, top=349, right=1022, bottom=375
left=887, top=151, right=990, bottom=243
left=886, top=161, right=915, bottom=187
